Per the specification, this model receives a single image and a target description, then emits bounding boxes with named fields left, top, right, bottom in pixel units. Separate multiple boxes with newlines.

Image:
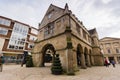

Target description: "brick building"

left=0, top=16, right=38, bottom=63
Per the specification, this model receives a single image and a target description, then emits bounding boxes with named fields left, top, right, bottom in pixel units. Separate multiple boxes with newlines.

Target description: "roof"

left=0, top=15, right=38, bottom=29
left=0, top=16, right=12, bottom=21
left=50, top=4, right=64, bottom=10
left=100, top=37, right=120, bottom=41
left=88, top=28, right=96, bottom=35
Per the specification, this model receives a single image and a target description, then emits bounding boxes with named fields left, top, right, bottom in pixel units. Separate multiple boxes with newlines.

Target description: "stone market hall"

left=32, top=4, right=104, bottom=74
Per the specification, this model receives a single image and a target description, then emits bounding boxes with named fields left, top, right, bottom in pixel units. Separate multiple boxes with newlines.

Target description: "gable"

left=39, top=4, right=64, bottom=28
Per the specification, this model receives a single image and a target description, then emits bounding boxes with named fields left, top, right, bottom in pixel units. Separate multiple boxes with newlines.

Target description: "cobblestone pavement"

left=0, top=64, right=120, bottom=80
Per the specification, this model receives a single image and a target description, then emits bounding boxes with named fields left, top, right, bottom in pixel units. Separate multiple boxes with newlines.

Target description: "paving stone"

left=0, top=64, right=120, bottom=80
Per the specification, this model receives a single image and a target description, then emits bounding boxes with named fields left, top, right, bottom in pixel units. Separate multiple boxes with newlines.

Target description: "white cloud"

left=101, top=0, right=112, bottom=4
left=69, top=0, right=120, bottom=38
left=108, top=31, right=120, bottom=38
left=0, top=0, right=119, bottom=38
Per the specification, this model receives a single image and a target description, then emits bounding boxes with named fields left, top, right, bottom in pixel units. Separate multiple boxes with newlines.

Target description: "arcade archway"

left=41, top=44, right=56, bottom=67
left=84, top=47, right=88, bottom=67
left=76, top=44, right=83, bottom=67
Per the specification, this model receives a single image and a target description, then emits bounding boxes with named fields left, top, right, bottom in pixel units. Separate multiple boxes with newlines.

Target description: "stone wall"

left=32, top=34, right=67, bottom=67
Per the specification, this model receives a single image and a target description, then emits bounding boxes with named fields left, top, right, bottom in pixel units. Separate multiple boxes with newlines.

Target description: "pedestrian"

left=104, top=58, right=109, bottom=67
left=0, top=56, right=2, bottom=72
left=21, top=57, right=25, bottom=67
left=0, top=55, right=4, bottom=72
left=111, top=60, right=116, bottom=67
left=21, top=51, right=28, bottom=67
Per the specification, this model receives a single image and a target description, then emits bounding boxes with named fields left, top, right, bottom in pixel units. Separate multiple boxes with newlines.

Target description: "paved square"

left=0, top=64, right=120, bottom=80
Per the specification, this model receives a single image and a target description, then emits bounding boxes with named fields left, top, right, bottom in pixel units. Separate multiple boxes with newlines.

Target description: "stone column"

left=90, top=55, right=94, bottom=66
left=87, top=54, right=91, bottom=67
left=66, top=49, right=75, bottom=74
left=81, top=52, right=87, bottom=69
left=32, top=52, right=42, bottom=67
left=110, top=43, right=116, bottom=54
left=114, top=56, right=118, bottom=64
left=92, top=47, right=104, bottom=66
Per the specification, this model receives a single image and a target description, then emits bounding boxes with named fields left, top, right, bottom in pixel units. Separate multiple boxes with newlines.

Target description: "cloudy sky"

left=0, top=0, right=120, bottom=39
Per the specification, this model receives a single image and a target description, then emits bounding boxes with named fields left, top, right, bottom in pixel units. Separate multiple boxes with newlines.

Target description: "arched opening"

left=41, top=44, right=56, bottom=67
left=84, top=47, right=88, bottom=66
left=76, top=44, right=83, bottom=67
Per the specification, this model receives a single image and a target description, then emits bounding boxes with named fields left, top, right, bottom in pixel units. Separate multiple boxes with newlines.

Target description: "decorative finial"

left=64, top=3, right=69, bottom=13
left=65, top=3, right=69, bottom=9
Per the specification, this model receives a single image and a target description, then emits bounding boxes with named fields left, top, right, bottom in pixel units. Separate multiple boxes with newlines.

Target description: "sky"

left=0, top=0, right=120, bottom=39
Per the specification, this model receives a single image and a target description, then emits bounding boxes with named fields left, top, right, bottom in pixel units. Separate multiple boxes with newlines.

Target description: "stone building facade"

left=32, top=4, right=104, bottom=74
left=100, top=37, right=120, bottom=64
left=0, top=16, right=38, bottom=63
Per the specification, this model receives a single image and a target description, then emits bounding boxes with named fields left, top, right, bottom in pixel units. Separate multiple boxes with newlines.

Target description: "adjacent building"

left=0, top=16, right=38, bottom=63
left=100, top=37, right=120, bottom=64
left=32, top=4, right=104, bottom=74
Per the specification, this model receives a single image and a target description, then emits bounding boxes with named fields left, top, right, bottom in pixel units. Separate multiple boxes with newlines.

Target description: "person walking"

left=0, top=55, right=4, bottom=72
left=0, top=56, right=2, bottom=72
left=111, top=60, right=116, bottom=67
left=104, top=58, right=109, bottom=67
left=21, top=51, right=28, bottom=67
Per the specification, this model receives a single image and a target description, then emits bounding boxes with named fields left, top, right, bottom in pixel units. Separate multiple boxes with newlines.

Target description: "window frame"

left=116, top=48, right=119, bottom=53
left=0, top=27, right=8, bottom=35
left=0, top=18, right=11, bottom=26
left=107, top=49, right=111, bottom=53
left=44, top=23, right=54, bottom=37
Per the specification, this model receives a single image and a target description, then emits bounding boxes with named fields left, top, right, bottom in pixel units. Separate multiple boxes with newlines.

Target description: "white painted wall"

left=0, top=38, right=5, bottom=51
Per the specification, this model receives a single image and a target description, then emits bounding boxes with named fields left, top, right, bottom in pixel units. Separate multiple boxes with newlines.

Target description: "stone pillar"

left=72, top=49, right=78, bottom=71
left=81, top=52, right=87, bottom=69
left=87, top=54, right=91, bottom=67
left=92, top=47, right=104, bottom=66
left=90, top=55, right=94, bottom=66
left=32, top=52, right=42, bottom=67
left=93, top=54, right=104, bottom=66
left=66, top=49, right=74, bottom=74
left=114, top=56, right=118, bottom=64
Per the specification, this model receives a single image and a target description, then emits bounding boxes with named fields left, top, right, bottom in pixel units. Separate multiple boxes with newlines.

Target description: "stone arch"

left=84, top=47, right=89, bottom=66
left=41, top=43, right=56, bottom=67
left=76, top=44, right=83, bottom=67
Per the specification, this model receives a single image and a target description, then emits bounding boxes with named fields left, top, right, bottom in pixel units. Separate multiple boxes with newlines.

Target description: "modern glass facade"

left=31, top=28, right=38, bottom=35
left=8, top=22, right=29, bottom=50
left=0, top=16, right=38, bottom=64
left=28, top=43, right=34, bottom=49
left=0, top=17, right=11, bottom=26
left=0, top=27, right=8, bottom=35
left=29, top=35, right=37, bottom=41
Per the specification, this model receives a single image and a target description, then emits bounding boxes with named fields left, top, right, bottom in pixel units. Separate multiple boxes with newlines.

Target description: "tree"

left=26, top=55, right=34, bottom=67
left=51, top=54, right=63, bottom=75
